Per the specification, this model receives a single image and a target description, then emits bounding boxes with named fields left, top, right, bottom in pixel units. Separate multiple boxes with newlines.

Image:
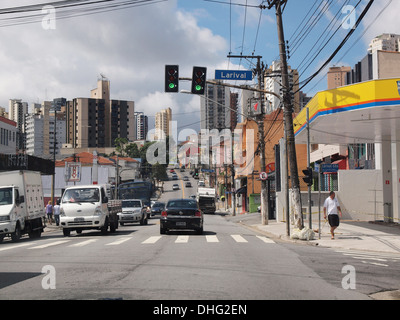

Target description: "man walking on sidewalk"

left=324, top=191, right=342, bottom=239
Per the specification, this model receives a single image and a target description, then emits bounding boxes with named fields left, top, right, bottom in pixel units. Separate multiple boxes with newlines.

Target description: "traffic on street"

left=0, top=168, right=399, bottom=303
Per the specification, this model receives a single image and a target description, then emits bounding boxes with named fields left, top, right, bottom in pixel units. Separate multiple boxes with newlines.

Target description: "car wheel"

left=160, top=226, right=167, bottom=234
left=196, top=226, right=203, bottom=235
left=63, top=228, right=71, bottom=237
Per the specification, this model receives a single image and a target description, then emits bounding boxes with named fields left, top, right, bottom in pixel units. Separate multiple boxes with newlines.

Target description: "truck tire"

left=101, top=218, right=109, bottom=235
left=63, top=228, right=71, bottom=237
left=110, top=221, right=117, bottom=233
left=11, top=224, right=21, bottom=242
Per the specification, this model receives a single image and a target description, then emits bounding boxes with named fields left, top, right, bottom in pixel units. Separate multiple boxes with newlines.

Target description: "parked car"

left=160, top=198, right=203, bottom=234
left=198, top=180, right=205, bottom=187
left=185, top=182, right=192, bottom=188
left=151, top=202, right=165, bottom=217
left=172, top=184, right=179, bottom=190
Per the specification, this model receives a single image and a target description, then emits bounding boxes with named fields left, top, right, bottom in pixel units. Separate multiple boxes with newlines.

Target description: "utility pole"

left=227, top=54, right=268, bottom=224
left=267, top=0, right=303, bottom=229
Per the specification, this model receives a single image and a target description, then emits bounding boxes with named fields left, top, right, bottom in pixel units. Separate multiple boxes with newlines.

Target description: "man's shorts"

left=328, top=214, right=340, bottom=227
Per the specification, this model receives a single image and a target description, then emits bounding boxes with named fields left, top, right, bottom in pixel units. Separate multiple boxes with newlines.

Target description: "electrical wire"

left=0, top=0, right=166, bottom=27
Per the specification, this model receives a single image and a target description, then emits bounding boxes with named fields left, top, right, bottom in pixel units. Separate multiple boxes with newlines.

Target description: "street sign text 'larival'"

left=215, top=70, right=253, bottom=81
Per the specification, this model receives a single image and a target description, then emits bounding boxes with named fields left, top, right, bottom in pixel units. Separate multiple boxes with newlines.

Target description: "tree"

left=114, top=137, right=129, bottom=156
left=151, top=162, right=168, bottom=181
left=125, top=143, right=140, bottom=158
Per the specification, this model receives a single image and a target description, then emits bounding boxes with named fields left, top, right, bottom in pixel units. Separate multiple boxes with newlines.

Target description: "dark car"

left=151, top=202, right=165, bottom=217
left=185, top=181, right=192, bottom=188
left=160, top=199, right=203, bottom=235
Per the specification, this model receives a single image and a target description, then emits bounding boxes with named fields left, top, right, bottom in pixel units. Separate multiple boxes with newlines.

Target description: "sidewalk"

left=225, top=212, right=400, bottom=254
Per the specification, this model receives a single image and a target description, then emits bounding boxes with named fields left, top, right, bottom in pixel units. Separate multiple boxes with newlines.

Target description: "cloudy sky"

left=1, top=0, right=399, bottom=133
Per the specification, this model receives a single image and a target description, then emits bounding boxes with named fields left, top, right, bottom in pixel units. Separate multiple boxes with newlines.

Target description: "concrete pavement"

left=225, top=212, right=400, bottom=254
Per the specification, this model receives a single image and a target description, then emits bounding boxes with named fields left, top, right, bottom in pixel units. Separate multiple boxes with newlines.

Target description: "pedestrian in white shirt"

left=53, top=199, right=61, bottom=226
left=323, top=191, right=342, bottom=240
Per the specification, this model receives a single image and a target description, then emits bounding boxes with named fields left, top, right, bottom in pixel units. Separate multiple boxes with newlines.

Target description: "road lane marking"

left=28, top=240, right=70, bottom=249
left=68, top=239, right=98, bottom=247
left=0, top=242, right=34, bottom=252
left=256, top=235, right=275, bottom=244
left=206, top=235, right=219, bottom=243
left=175, top=235, right=189, bottom=243
left=142, top=236, right=162, bottom=244
left=105, top=237, right=132, bottom=246
left=231, top=235, right=248, bottom=243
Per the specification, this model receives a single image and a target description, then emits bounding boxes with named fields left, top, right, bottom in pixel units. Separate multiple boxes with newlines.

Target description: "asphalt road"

left=0, top=170, right=398, bottom=300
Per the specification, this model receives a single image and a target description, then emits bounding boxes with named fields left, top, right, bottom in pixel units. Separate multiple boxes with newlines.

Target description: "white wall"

left=337, top=170, right=383, bottom=221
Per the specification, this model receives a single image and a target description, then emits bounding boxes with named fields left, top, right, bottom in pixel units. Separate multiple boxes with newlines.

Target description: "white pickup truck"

left=60, top=185, right=121, bottom=236
left=118, top=199, right=148, bottom=226
left=0, top=170, right=45, bottom=242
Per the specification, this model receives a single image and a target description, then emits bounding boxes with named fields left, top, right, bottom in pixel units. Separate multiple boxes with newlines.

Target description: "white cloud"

left=0, top=0, right=229, bottom=131
left=361, top=0, right=400, bottom=45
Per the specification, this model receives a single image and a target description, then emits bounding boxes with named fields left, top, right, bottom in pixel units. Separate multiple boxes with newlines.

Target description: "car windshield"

left=122, top=200, right=141, bottom=208
left=152, top=203, right=164, bottom=208
left=0, top=187, right=13, bottom=206
left=167, top=200, right=197, bottom=208
left=62, top=188, right=100, bottom=203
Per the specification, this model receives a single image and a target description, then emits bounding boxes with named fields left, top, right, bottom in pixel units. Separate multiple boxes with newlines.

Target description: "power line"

left=296, top=0, right=375, bottom=93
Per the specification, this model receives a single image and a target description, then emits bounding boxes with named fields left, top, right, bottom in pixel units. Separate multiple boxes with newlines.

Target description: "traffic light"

left=165, top=65, right=179, bottom=93
left=191, top=66, right=207, bottom=95
left=302, top=167, right=313, bottom=187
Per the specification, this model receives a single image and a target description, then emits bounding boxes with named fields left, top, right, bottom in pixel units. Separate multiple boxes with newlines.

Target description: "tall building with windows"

left=155, top=107, right=172, bottom=140
left=0, top=116, right=17, bottom=154
left=264, top=60, right=300, bottom=114
left=200, top=83, right=231, bottom=131
left=65, top=79, right=135, bottom=148
left=327, top=66, right=351, bottom=89
left=9, top=99, right=28, bottom=151
left=368, top=33, right=400, bottom=54
left=135, top=112, right=148, bottom=140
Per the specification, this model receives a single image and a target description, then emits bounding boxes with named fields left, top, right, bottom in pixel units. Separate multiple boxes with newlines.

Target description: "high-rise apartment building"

left=368, top=33, right=400, bottom=54
left=25, top=100, right=66, bottom=157
left=8, top=99, right=28, bottom=150
left=200, top=83, right=231, bottom=131
left=155, top=107, right=172, bottom=140
left=134, top=112, right=148, bottom=140
left=264, top=60, right=300, bottom=114
left=327, top=66, right=352, bottom=89
left=66, top=79, right=135, bottom=148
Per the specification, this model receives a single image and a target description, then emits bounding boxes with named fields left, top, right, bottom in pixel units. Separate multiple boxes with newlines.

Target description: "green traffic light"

left=195, top=85, right=202, bottom=91
left=169, top=83, right=176, bottom=89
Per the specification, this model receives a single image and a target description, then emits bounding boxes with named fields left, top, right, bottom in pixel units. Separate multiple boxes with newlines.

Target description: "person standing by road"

left=45, top=200, right=53, bottom=225
left=323, top=191, right=342, bottom=239
left=53, top=199, right=61, bottom=226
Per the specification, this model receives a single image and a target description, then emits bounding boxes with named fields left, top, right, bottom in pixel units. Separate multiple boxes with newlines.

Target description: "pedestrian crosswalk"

left=0, top=233, right=276, bottom=252
left=331, top=248, right=400, bottom=267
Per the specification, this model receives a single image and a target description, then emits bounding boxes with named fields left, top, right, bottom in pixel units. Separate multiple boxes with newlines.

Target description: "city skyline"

left=0, top=0, right=398, bottom=133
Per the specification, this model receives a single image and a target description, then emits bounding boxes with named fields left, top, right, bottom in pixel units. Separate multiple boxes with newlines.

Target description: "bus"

left=117, top=181, right=153, bottom=207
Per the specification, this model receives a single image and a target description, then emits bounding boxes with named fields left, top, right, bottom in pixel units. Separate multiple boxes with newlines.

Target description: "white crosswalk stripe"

left=256, top=235, right=275, bottom=244
left=105, top=237, right=132, bottom=246
left=332, top=248, right=400, bottom=267
left=28, top=240, right=70, bottom=249
left=175, top=235, right=189, bottom=243
left=231, top=235, right=248, bottom=243
left=68, top=239, right=98, bottom=247
left=206, top=235, right=219, bottom=243
left=142, top=236, right=163, bottom=244
left=0, top=233, right=277, bottom=252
